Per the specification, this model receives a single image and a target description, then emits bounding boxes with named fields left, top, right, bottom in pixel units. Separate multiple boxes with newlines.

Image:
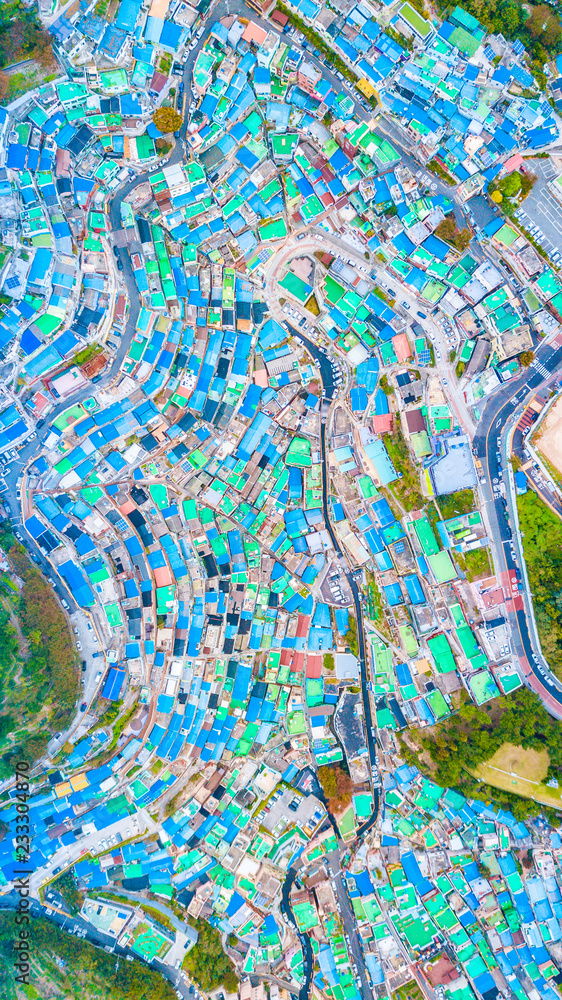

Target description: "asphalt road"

left=6, top=7, right=562, bottom=995
left=296, top=334, right=378, bottom=780
left=280, top=868, right=312, bottom=1000
left=271, top=330, right=379, bottom=999
left=0, top=892, right=193, bottom=998
left=511, top=422, right=562, bottom=517
left=512, top=157, right=562, bottom=256
left=312, top=337, right=379, bottom=996
left=474, top=341, right=562, bottom=714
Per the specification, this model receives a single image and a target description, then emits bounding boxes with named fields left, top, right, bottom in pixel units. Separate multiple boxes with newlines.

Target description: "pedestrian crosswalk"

left=531, top=360, right=550, bottom=379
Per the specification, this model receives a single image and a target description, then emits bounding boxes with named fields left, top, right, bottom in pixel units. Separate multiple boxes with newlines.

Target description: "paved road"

left=280, top=867, right=312, bottom=1000
left=302, top=333, right=379, bottom=997
left=513, top=157, right=562, bottom=257
left=270, top=329, right=379, bottom=998
left=0, top=892, right=192, bottom=998
left=327, top=863, right=373, bottom=994
left=474, top=339, right=562, bottom=715
left=511, top=419, right=562, bottom=517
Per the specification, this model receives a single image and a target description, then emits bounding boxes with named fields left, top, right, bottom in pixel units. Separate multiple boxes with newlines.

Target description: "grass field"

left=455, top=546, right=492, bottom=581
left=471, top=742, right=562, bottom=809
left=393, top=981, right=424, bottom=1000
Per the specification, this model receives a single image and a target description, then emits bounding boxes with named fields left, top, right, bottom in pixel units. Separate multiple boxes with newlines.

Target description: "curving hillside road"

left=0, top=892, right=192, bottom=998
left=473, top=338, right=562, bottom=716
left=10, top=10, right=562, bottom=999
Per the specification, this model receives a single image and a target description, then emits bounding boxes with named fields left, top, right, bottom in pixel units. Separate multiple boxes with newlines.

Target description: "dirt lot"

left=536, top=396, right=562, bottom=479
left=471, top=742, right=562, bottom=809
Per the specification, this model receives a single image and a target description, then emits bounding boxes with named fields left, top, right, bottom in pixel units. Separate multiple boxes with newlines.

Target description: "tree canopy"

left=517, top=490, right=562, bottom=675
left=152, top=107, right=183, bottom=134
left=182, top=919, right=238, bottom=992
left=423, top=686, right=562, bottom=808
left=0, top=912, right=176, bottom=999
left=0, top=2, right=54, bottom=70
left=432, top=0, right=562, bottom=67
left=318, top=765, right=354, bottom=813
left=0, top=535, right=78, bottom=777
left=435, top=217, right=472, bottom=252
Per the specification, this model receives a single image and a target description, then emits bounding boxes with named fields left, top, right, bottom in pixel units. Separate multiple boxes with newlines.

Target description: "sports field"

left=131, top=922, right=172, bottom=961
left=471, top=743, right=562, bottom=809
left=536, top=395, right=562, bottom=481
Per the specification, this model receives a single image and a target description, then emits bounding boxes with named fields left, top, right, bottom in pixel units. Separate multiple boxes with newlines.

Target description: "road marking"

left=532, top=360, right=550, bottom=378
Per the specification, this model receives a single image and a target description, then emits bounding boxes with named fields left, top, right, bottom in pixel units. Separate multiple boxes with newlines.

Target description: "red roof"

left=305, top=654, right=322, bottom=678
left=150, top=71, right=168, bottom=94
left=293, top=651, right=305, bottom=671
left=372, top=414, right=393, bottom=434
left=296, top=614, right=310, bottom=637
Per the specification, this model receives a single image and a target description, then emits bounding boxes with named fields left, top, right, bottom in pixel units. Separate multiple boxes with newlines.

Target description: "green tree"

left=0, top=912, right=176, bottom=999
left=182, top=919, right=238, bottom=992
left=500, top=171, right=522, bottom=197
left=526, top=5, right=561, bottom=49
left=152, top=107, right=183, bottom=133
left=318, top=765, right=353, bottom=812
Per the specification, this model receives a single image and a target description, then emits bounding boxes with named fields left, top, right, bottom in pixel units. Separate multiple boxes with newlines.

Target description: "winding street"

left=292, top=333, right=379, bottom=1000
left=0, top=892, right=191, bottom=998
left=474, top=337, right=562, bottom=716
left=6, top=5, right=562, bottom=997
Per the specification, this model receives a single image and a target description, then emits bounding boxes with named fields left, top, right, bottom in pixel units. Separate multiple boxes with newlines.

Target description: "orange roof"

left=242, top=22, right=268, bottom=44
left=293, top=650, right=305, bottom=671
left=149, top=0, right=169, bottom=15
left=254, top=369, right=269, bottom=387
left=296, top=614, right=310, bottom=637
left=481, top=587, right=504, bottom=609
left=392, top=333, right=412, bottom=362
left=32, top=391, right=51, bottom=414
left=154, top=566, right=173, bottom=587
left=120, top=500, right=135, bottom=514
left=373, top=414, right=393, bottom=434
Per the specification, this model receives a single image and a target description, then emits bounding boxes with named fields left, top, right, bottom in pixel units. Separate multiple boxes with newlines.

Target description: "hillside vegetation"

left=182, top=918, right=238, bottom=992
left=0, top=912, right=176, bottom=1000
left=413, top=688, right=562, bottom=819
left=517, top=491, right=562, bottom=677
left=0, top=522, right=78, bottom=776
left=318, top=764, right=354, bottom=814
